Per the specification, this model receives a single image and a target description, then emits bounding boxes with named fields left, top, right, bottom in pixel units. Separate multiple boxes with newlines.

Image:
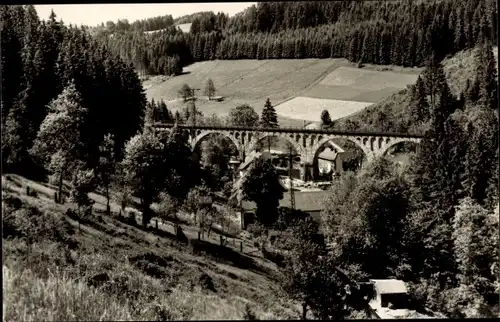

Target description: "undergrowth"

left=2, top=184, right=298, bottom=321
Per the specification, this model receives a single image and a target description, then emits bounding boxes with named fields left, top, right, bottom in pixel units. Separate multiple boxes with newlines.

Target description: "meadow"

left=275, top=97, right=373, bottom=122
left=145, top=59, right=422, bottom=127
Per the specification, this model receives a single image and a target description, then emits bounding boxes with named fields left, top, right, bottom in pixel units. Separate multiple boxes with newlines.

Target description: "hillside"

left=2, top=174, right=300, bottom=320
left=334, top=46, right=499, bottom=133
left=144, top=59, right=421, bottom=127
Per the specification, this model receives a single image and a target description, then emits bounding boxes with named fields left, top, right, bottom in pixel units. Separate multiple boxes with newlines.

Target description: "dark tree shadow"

left=188, top=239, right=273, bottom=277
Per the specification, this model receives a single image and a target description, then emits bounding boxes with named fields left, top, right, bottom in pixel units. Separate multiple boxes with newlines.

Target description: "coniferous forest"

left=91, top=0, right=497, bottom=76
left=1, top=6, right=146, bottom=177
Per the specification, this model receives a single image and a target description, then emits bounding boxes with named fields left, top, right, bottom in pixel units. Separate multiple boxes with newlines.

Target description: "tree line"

left=91, top=0, right=496, bottom=77
left=230, top=39, right=498, bottom=319
left=1, top=5, right=146, bottom=179
left=320, top=41, right=499, bottom=318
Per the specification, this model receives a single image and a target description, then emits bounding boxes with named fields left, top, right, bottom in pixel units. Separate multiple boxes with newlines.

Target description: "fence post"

left=198, top=231, right=201, bottom=240
left=155, top=219, right=158, bottom=230
left=240, top=241, right=243, bottom=252
left=54, top=192, right=58, bottom=203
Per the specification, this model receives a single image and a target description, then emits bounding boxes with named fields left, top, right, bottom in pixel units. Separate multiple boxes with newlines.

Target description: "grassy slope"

left=144, top=58, right=423, bottom=128
left=2, top=174, right=300, bottom=321
left=145, top=59, right=350, bottom=127
left=335, top=47, right=499, bottom=133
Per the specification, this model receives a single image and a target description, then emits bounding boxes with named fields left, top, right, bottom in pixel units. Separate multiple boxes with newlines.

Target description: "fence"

left=129, top=213, right=251, bottom=255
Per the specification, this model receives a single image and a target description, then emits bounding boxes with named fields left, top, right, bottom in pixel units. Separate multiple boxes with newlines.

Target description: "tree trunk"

left=302, top=302, right=307, bottom=320
left=140, top=196, right=150, bottom=228
left=105, top=184, right=110, bottom=216
left=58, top=169, right=65, bottom=204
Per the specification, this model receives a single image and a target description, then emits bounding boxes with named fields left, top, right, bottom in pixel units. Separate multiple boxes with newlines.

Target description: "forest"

left=91, top=0, right=497, bottom=76
left=1, top=6, right=146, bottom=178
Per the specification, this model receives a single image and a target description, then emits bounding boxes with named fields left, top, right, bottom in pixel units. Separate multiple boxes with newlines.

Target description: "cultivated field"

left=275, top=97, right=373, bottom=122
left=145, top=59, right=349, bottom=123
left=144, top=58, right=423, bottom=126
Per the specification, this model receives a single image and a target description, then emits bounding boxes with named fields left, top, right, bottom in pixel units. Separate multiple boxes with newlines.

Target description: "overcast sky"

left=34, top=3, right=256, bottom=27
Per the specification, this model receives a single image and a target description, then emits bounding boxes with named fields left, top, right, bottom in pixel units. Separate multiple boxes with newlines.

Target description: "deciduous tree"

left=97, top=133, right=116, bottom=215
left=242, top=157, right=283, bottom=226
left=178, top=83, right=192, bottom=101
left=228, top=104, right=259, bottom=127
left=121, top=131, right=164, bottom=227
left=30, top=83, right=88, bottom=203
left=204, top=78, right=216, bottom=100
left=320, top=109, right=332, bottom=129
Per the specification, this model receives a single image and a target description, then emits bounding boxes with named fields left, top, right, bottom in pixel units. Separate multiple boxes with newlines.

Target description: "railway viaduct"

left=154, top=123, right=423, bottom=181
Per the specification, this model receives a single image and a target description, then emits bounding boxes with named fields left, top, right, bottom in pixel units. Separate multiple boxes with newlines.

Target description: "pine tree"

left=409, top=76, right=430, bottom=124
left=260, top=98, right=278, bottom=128
left=463, top=106, right=498, bottom=205
left=422, top=55, right=448, bottom=112
left=476, top=41, right=498, bottom=111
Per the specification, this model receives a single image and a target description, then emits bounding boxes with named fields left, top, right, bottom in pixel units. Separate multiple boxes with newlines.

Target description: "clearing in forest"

left=144, top=58, right=423, bottom=126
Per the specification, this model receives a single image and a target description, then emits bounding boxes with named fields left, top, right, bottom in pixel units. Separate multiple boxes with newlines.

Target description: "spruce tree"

left=409, top=76, right=430, bottom=124
left=260, top=98, right=278, bottom=128
left=477, top=41, right=498, bottom=111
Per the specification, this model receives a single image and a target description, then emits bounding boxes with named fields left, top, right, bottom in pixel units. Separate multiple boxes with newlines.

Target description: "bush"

left=246, top=223, right=267, bottom=238
left=243, top=303, right=258, bottom=320
left=126, top=212, right=138, bottom=226
left=4, top=206, right=74, bottom=243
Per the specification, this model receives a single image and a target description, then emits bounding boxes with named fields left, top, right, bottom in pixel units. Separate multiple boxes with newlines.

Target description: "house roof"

left=369, top=279, right=408, bottom=295
left=239, top=151, right=261, bottom=171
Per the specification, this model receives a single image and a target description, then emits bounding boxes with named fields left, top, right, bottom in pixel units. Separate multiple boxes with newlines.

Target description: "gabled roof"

left=369, top=279, right=408, bottom=295
left=239, top=151, right=261, bottom=171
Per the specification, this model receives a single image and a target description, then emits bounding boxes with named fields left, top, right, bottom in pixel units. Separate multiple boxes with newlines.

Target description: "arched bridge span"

left=154, top=123, right=424, bottom=179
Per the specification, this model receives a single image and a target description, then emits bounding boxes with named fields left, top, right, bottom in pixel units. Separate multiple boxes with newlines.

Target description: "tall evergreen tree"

left=409, top=76, right=430, bottom=124
left=260, top=98, right=278, bottom=128
left=476, top=41, right=498, bottom=111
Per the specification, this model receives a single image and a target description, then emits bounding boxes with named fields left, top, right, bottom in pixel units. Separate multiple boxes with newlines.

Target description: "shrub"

left=243, top=303, right=258, bottom=320
left=246, top=223, right=267, bottom=238
left=127, top=211, right=138, bottom=226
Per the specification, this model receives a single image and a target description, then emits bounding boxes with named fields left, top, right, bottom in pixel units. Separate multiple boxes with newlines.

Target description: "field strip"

left=216, top=60, right=270, bottom=90
left=275, top=97, right=373, bottom=122
left=273, top=60, right=346, bottom=107
left=231, top=60, right=320, bottom=99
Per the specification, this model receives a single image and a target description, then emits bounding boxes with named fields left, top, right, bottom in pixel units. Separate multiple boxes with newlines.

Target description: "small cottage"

left=368, top=279, right=409, bottom=309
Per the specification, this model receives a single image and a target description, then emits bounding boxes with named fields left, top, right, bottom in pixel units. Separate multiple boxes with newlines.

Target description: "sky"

left=34, top=3, right=256, bottom=27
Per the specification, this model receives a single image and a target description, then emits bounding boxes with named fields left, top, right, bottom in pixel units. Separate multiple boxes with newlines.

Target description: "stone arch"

left=245, top=132, right=305, bottom=159
left=311, top=135, right=372, bottom=164
left=377, top=137, right=421, bottom=158
left=191, top=130, right=241, bottom=157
